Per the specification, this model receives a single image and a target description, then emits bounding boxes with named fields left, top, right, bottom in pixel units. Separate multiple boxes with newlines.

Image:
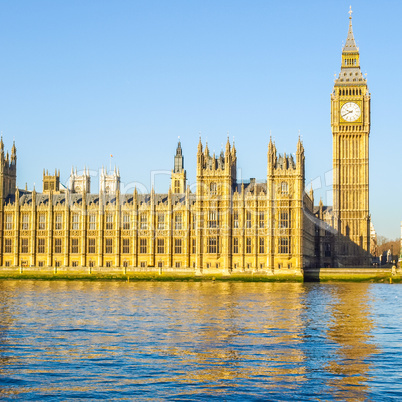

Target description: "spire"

left=197, top=136, right=203, bottom=154
left=174, top=138, right=184, bottom=173
left=204, top=141, right=209, bottom=157
left=225, top=135, right=231, bottom=156
left=336, top=7, right=363, bottom=83
left=343, top=6, right=358, bottom=53
left=268, top=135, right=276, bottom=154
left=297, top=133, right=304, bottom=154
left=176, top=137, right=182, bottom=156
left=11, top=140, right=16, bottom=162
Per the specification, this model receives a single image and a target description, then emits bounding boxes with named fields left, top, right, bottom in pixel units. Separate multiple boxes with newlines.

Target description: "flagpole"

left=110, top=154, right=112, bottom=173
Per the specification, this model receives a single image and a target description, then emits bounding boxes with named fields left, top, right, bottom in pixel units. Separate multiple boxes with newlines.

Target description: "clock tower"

left=331, top=7, right=371, bottom=266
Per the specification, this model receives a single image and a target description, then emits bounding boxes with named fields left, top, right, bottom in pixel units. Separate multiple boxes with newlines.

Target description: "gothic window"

left=246, top=237, right=252, bottom=254
left=174, top=238, right=182, bottom=254
left=89, top=214, right=96, bottom=230
left=139, top=238, right=147, bottom=254
left=246, top=211, right=252, bottom=228
left=281, top=181, right=288, bottom=194
left=174, top=180, right=180, bottom=194
left=5, top=214, right=13, bottom=230
left=105, top=238, right=113, bottom=254
left=259, top=212, right=264, bottom=228
left=88, top=238, right=96, bottom=254
left=54, top=238, right=62, bottom=254
left=233, top=237, right=239, bottom=254
left=55, top=214, right=63, bottom=230
left=279, top=212, right=290, bottom=229
left=71, top=238, right=79, bottom=254
left=192, top=238, right=196, bottom=254
left=279, top=237, right=290, bottom=254
left=38, top=214, right=46, bottom=230
left=21, top=214, right=29, bottom=230
left=157, top=213, right=165, bottom=230
left=233, top=211, right=239, bottom=228
left=122, top=238, right=130, bottom=254
left=122, top=213, right=130, bottom=230
left=71, top=213, right=80, bottom=230
left=259, top=238, right=265, bottom=254
left=175, top=213, right=182, bottom=230
left=21, top=238, right=29, bottom=253
left=208, top=210, right=217, bottom=228
left=192, top=213, right=196, bottom=230
left=106, top=213, right=113, bottom=230
left=157, top=238, right=165, bottom=254
left=210, top=182, right=217, bottom=195
left=4, top=239, right=12, bottom=253
left=37, top=238, right=45, bottom=254
left=208, top=237, right=218, bottom=254
left=140, top=213, right=147, bottom=230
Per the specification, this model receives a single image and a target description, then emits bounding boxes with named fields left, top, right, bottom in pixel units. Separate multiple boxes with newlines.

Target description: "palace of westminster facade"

left=0, top=12, right=372, bottom=272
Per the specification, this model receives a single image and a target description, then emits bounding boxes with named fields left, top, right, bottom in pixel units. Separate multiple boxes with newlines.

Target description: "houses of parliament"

left=0, top=11, right=371, bottom=272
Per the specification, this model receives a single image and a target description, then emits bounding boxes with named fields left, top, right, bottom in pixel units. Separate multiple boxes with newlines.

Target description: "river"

left=0, top=280, right=401, bottom=400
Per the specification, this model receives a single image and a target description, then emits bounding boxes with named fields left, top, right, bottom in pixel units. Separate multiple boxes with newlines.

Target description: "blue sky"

left=0, top=0, right=400, bottom=239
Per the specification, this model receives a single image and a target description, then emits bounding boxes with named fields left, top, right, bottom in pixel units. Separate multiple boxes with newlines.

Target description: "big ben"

left=331, top=7, right=371, bottom=266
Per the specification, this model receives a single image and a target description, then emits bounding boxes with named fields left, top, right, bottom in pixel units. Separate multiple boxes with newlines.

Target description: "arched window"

left=281, top=181, right=288, bottom=194
left=174, top=180, right=180, bottom=194
left=210, top=182, right=217, bottom=195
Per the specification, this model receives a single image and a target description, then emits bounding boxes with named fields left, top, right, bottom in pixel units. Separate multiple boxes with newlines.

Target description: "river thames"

left=0, top=280, right=401, bottom=400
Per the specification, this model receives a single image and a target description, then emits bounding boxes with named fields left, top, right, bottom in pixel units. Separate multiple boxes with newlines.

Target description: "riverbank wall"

left=0, top=266, right=400, bottom=283
left=303, top=266, right=401, bottom=283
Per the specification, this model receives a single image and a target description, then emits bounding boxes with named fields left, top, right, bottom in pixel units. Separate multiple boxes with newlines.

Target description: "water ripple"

left=0, top=281, right=401, bottom=400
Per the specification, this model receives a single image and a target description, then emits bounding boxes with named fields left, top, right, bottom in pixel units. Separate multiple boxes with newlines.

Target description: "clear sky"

left=0, top=0, right=400, bottom=239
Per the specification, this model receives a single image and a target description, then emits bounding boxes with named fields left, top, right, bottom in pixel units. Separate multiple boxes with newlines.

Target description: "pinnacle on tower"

left=11, top=140, right=16, bottom=162
left=204, top=141, right=209, bottom=157
left=197, top=136, right=203, bottom=153
left=343, top=6, right=358, bottom=53
left=335, top=7, right=364, bottom=83
left=173, top=138, right=184, bottom=173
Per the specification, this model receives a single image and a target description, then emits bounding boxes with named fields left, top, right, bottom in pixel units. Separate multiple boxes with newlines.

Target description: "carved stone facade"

left=0, top=137, right=315, bottom=273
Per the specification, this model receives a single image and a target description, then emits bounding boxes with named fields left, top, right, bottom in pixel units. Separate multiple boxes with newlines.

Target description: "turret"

left=171, top=139, right=186, bottom=193
left=296, top=135, right=305, bottom=180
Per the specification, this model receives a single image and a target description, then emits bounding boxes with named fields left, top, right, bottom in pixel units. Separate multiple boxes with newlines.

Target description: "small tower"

left=0, top=138, right=17, bottom=199
left=43, top=169, right=60, bottom=193
left=99, top=166, right=120, bottom=194
left=171, top=139, right=186, bottom=194
left=69, top=167, right=91, bottom=193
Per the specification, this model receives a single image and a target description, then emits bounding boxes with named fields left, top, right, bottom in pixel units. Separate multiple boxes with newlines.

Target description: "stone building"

left=0, top=10, right=371, bottom=271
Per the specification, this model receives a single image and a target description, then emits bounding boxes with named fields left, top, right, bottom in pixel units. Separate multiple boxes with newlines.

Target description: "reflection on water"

left=0, top=281, right=400, bottom=400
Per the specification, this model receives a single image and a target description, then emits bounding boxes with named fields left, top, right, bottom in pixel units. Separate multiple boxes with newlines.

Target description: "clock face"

left=341, top=102, right=361, bottom=122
